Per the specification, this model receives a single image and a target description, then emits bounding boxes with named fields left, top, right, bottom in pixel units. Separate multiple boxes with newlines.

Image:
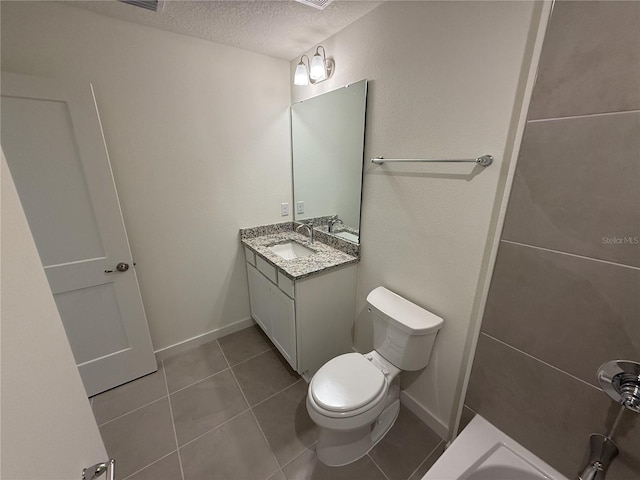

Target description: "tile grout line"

left=405, top=440, right=445, bottom=480
left=162, top=359, right=186, bottom=480
left=277, top=441, right=318, bottom=473
left=225, top=345, right=276, bottom=368
left=168, top=366, right=231, bottom=395
left=217, top=339, right=283, bottom=473
left=121, top=450, right=178, bottom=480
left=367, top=453, right=391, bottom=480
left=178, top=406, right=252, bottom=449
left=251, top=378, right=304, bottom=409
left=250, top=414, right=283, bottom=479
left=482, top=333, right=603, bottom=392
left=97, top=395, right=168, bottom=428
left=500, top=239, right=640, bottom=271
left=165, top=345, right=275, bottom=396
left=527, top=109, right=640, bottom=123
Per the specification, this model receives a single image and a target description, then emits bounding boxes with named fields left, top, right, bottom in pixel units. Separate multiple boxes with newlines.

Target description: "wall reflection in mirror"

left=291, top=79, right=367, bottom=244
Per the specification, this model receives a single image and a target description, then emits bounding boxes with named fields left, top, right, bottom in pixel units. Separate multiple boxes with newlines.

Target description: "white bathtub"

left=422, top=415, right=569, bottom=480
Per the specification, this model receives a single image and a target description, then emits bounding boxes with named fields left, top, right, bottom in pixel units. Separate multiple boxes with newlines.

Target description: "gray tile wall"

left=465, top=2, right=640, bottom=479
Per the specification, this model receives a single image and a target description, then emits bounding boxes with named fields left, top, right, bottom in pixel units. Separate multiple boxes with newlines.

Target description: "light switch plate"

left=281, top=202, right=289, bottom=216
left=296, top=201, right=304, bottom=214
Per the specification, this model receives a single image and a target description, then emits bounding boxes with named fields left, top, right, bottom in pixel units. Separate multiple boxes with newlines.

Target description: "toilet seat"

left=309, top=353, right=388, bottom=419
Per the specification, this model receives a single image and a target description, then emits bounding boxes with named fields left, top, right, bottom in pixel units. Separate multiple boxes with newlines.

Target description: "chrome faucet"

left=296, top=222, right=314, bottom=243
left=328, top=216, right=344, bottom=233
left=577, top=360, right=640, bottom=480
left=578, top=434, right=618, bottom=480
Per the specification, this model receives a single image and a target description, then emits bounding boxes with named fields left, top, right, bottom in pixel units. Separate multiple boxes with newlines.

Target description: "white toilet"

left=307, top=286, right=444, bottom=467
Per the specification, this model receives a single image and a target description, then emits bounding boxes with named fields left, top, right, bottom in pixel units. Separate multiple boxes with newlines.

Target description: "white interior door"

left=2, top=151, right=109, bottom=479
left=1, top=72, right=156, bottom=396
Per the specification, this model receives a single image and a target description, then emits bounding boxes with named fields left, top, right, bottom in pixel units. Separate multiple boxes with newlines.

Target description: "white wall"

left=1, top=1, right=292, bottom=350
left=1, top=152, right=107, bottom=479
left=291, top=1, right=544, bottom=435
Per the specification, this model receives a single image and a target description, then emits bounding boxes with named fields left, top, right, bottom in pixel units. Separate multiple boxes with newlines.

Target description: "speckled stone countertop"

left=240, top=223, right=359, bottom=280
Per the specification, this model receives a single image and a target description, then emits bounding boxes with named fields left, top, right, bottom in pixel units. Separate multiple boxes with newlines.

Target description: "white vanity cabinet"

left=246, top=263, right=297, bottom=368
left=244, top=246, right=356, bottom=380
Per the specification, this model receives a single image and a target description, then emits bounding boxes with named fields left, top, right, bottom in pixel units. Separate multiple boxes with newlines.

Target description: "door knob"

left=104, top=262, right=130, bottom=273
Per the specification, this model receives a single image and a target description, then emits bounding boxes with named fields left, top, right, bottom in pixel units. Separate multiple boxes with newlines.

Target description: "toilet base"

left=316, top=398, right=401, bottom=467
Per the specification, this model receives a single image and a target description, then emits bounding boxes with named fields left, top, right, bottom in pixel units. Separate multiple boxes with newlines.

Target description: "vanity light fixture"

left=310, top=46, right=328, bottom=80
left=294, top=46, right=334, bottom=86
left=294, top=56, right=311, bottom=86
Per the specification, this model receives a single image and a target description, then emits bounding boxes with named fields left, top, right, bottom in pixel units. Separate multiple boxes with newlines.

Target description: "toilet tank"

left=367, top=287, right=444, bottom=371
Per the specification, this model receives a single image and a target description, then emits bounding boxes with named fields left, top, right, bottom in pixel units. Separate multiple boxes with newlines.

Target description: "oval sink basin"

left=269, top=241, right=315, bottom=260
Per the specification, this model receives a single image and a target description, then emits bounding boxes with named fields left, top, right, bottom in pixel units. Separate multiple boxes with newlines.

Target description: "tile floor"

left=91, top=325, right=445, bottom=480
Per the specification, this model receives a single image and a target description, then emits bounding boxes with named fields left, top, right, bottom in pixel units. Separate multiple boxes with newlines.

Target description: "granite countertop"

left=241, top=225, right=359, bottom=280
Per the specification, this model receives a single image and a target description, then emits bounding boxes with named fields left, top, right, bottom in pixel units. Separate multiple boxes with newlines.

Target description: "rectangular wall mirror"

left=291, top=79, right=367, bottom=244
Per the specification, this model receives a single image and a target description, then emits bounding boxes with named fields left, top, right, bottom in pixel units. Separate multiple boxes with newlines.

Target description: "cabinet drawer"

left=256, top=255, right=277, bottom=284
left=278, top=272, right=295, bottom=298
left=244, top=246, right=256, bottom=266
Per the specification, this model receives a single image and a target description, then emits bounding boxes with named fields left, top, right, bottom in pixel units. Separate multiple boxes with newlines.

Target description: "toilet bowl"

left=307, top=286, right=444, bottom=467
left=307, top=351, right=401, bottom=466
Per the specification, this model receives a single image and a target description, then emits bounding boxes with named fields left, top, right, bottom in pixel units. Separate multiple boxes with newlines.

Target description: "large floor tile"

left=369, top=404, right=443, bottom=480
left=502, top=112, right=640, bottom=266
left=125, top=452, right=182, bottom=480
left=92, top=362, right=166, bottom=425
left=466, top=334, right=616, bottom=477
left=171, top=369, right=248, bottom=446
left=253, top=381, right=318, bottom=466
left=483, top=242, right=640, bottom=387
left=163, top=340, right=228, bottom=392
left=232, top=349, right=299, bottom=406
left=93, top=324, right=459, bottom=480
left=99, top=398, right=176, bottom=479
left=408, top=442, right=445, bottom=480
left=282, top=448, right=387, bottom=480
left=218, top=325, right=273, bottom=366
left=180, top=411, right=279, bottom=480
left=528, top=0, right=640, bottom=119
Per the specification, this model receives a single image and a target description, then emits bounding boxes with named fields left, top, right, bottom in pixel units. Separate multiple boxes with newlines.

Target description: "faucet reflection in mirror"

left=294, top=46, right=334, bottom=86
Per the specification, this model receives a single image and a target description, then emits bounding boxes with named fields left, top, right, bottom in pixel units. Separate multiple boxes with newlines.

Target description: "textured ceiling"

left=65, top=0, right=382, bottom=60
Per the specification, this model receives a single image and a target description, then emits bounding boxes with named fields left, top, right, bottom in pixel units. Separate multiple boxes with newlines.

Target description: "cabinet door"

left=267, top=281, right=297, bottom=370
left=247, top=263, right=271, bottom=336
left=295, top=264, right=356, bottom=377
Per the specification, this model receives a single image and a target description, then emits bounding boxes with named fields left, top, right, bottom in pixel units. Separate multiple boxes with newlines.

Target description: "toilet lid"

left=311, top=353, right=386, bottom=413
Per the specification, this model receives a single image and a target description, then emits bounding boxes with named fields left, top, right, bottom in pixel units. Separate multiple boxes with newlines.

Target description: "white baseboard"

left=400, top=390, right=449, bottom=440
left=154, top=317, right=255, bottom=361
